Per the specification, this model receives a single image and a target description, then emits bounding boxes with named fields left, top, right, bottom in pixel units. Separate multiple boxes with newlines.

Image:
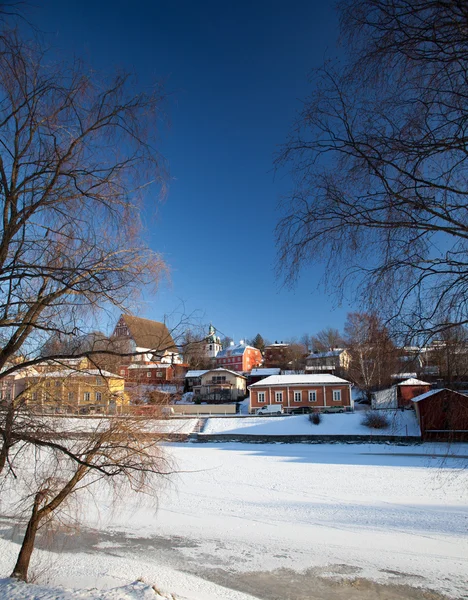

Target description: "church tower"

left=205, top=324, right=222, bottom=358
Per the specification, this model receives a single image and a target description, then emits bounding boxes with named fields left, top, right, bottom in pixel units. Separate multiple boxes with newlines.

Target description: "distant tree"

left=344, top=313, right=398, bottom=400
left=181, top=328, right=212, bottom=370
left=220, top=336, right=233, bottom=350
left=300, top=333, right=313, bottom=353
left=428, top=325, right=468, bottom=385
left=311, top=328, right=344, bottom=353
left=284, top=343, right=308, bottom=371
left=250, top=334, right=266, bottom=353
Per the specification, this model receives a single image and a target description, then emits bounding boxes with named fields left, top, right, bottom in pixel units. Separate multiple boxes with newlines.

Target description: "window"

left=55, top=380, right=61, bottom=387
left=45, top=381, right=50, bottom=388
left=147, top=371, right=152, bottom=378
left=308, top=390, right=317, bottom=402
left=68, top=392, right=74, bottom=402
left=157, top=371, right=163, bottom=377
left=95, top=392, right=102, bottom=402
left=258, top=392, right=266, bottom=403
left=294, top=391, right=302, bottom=403
left=83, top=392, right=90, bottom=402
left=95, top=377, right=102, bottom=385
left=31, top=392, right=37, bottom=401
left=333, top=389, right=341, bottom=402
left=275, top=391, right=283, bottom=403
left=120, top=369, right=125, bottom=375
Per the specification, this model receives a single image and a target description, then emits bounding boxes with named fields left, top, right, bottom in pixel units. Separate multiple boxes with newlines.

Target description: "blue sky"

left=33, top=0, right=355, bottom=341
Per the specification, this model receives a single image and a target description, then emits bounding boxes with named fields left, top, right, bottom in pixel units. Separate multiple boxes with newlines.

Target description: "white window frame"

left=83, top=392, right=90, bottom=402
left=294, top=390, right=302, bottom=403
left=68, top=392, right=74, bottom=402
left=275, top=391, right=283, bottom=403
left=258, top=391, right=266, bottom=403
left=95, top=391, right=102, bottom=402
left=147, top=371, right=152, bottom=378
left=95, top=377, right=102, bottom=385
left=308, top=390, right=317, bottom=402
left=332, top=389, right=341, bottom=402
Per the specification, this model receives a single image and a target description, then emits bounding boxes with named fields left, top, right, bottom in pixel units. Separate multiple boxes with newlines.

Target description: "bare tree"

left=181, top=328, right=212, bottom=370
left=0, top=22, right=179, bottom=572
left=310, top=328, right=344, bottom=352
left=277, top=0, right=468, bottom=341
left=7, top=417, right=172, bottom=581
left=0, top=28, right=168, bottom=384
left=344, top=312, right=398, bottom=400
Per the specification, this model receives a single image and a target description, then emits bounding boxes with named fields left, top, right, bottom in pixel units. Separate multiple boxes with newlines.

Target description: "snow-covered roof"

left=185, top=370, right=209, bottom=378
left=411, top=388, right=468, bottom=403
left=398, top=378, right=430, bottom=386
left=203, top=367, right=246, bottom=379
left=250, top=368, right=281, bottom=376
left=391, top=372, right=418, bottom=379
left=306, top=350, right=345, bottom=359
left=249, top=374, right=350, bottom=387
left=128, top=363, right=170, bottom=369
left=217, top=343, right=257, bottom=357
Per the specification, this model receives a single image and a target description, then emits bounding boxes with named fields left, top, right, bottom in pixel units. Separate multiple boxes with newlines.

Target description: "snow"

left=249, top=373, right=350, bottom=386
left=0, top=443, right=467, bottom=598
left=47, top=417, right=197, bottom=435
left=202, top=411, right=421, bottom=436
left=0, top=579, right=172, bottom=600
left=249, top=368, right=280, bottom=376
left=184, top=370, right=208, bottom=378
left=398, top=377, right=430, bottom=386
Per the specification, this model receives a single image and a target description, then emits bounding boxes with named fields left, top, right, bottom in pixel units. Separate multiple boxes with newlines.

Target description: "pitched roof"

left=185, top=370, right=209, bottom=378
left=202, top=367, right=247, bottom=379
left=116, top=315, right=177, bottom=353
left=411, top=388, right=468, bottom=403
left=250, top=368, right=281, bottom=376
left=249, top=374, right=350, bottom=387
left=306, top=350, right=345, bottom=359
left=397, top=377, right=430, bottom=386
left=217, top=343, right=255, bottom=357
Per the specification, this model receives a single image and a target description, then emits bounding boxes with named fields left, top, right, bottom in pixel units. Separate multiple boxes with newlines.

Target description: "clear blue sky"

left=32, top=0, right=355, bottom=341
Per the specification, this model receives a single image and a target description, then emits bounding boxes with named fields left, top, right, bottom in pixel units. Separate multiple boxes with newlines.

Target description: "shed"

left=412, top=388, right=468, bottom=441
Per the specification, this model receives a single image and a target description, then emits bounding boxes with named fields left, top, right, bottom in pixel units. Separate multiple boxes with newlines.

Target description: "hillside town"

left=3, top=313, right=467, bottom=443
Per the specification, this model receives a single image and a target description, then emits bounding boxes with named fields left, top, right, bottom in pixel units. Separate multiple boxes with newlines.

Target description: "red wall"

left=416, top=390, right=468, bottom=441
left=250, top=384, right=351, bottom=410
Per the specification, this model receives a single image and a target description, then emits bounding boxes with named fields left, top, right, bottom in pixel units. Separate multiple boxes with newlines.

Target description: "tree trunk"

left=0, top=400, right=15, bottom=475
left=10, top=491, right=44, bottom=581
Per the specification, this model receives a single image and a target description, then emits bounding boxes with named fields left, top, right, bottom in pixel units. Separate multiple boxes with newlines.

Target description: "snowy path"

left=1, top=443, right=467, bottom=599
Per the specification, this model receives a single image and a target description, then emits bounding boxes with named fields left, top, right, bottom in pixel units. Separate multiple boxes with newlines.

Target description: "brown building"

left=112, top=314, right=182, bottom=364
left=413, top=388, right=468, bottom=441
left=249, top=374, right=352, bottom=414
left=263, top=343, right=289, bottom=368
left=119, top=362, right=188, bottom=385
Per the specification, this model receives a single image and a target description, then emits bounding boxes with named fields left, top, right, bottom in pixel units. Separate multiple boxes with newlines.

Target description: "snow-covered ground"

left=46, top=417, right=197, bottom=435
left=1, top=442, right=467, bottom=599
left=203, top=411, right=420, bottom=436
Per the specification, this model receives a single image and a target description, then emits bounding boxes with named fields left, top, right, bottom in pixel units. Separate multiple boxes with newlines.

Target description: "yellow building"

left=24, top=367, right=128, bottom=414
